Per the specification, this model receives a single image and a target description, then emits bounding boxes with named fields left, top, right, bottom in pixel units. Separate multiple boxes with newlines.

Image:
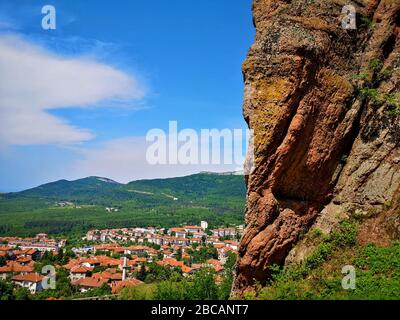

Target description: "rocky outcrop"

left=234, top=0, right=400, bottom=294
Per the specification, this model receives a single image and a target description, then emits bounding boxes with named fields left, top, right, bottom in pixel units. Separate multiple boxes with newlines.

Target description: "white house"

left=169, top=228, right=187, bottom=238
left=12, top=273, right=44, bottom=294
left=69, top=266, right=92, bottom=282
left=183, top=226, right=203, bottom=234
left=224, top=240, right=239, bottom=250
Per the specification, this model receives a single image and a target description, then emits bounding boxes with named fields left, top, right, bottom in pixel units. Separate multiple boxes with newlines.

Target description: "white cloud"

left=0, top=21, right=18, bottom=30
left=0, top=34, right=145, bottom=145
left=69, top=137, right=241, bottom=183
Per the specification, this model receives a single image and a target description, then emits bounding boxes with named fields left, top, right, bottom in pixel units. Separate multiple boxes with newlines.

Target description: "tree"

left=0, top=280, right=14, bottom=300
left=224, top=251, right=237, bottom=271
left=14, top=287, right=31, bottom=300
left=41, top=251, right=54, bottom=262
left=154, top=268, right=219, bottom=300
left=157, top=251, right=164, bottom=261
left=119, top=284, right=155, bottom=300
left=190, top=245, right=218, bottom=263
left=34, top=267, right=76, bottom=300
left=56, top=268, right=74, bottom=297
left=64, top=248, right=76, bottom=260
left=218, top=251, right=237, bottom=299
left=175, top=248, right=182, bottom=261
left=57, top=249, right=64, bottom=263
left=95, top=283, right=112, bottom=296
left=189, top=269, right=218, bottom=300
left=91, top=265, right=107, bottom=274
left=136, top=263, right=147, bottom=281
left=154, top=278, right=189, bottom=300
left=111, top=252, right=121, bottom=259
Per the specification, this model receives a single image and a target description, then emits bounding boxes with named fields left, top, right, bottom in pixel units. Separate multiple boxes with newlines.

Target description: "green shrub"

left=119, top=284, right=155, bottom=300
left=310, top=228, right=323, bottom=239
left=360, top=88, right=382, bottom=105
left=359, top=15, right=375, bottom=29
left=368, top=59, right=383, bottom=73
left=258, top=220, right=400, bottom=300
left=152, top=268, right=219, bottom=300
left=257, top=220, right=358, bottom=299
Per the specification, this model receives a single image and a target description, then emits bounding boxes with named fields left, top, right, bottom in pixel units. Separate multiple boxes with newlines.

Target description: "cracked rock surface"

left=233, top=0, right=400, bottom=294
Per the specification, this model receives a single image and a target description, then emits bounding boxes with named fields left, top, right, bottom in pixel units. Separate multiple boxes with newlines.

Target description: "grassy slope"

left=249, top=220, right=400, bottom=300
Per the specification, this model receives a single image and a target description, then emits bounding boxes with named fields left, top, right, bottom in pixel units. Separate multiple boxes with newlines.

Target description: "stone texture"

left=233, top=0, right=400, bottom=294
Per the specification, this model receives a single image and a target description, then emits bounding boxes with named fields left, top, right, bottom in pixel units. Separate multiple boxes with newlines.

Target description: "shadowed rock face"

left=233, top=0, right=400, bottom=294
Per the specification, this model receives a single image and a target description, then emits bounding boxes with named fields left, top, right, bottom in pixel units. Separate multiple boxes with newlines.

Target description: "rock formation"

left=234, top=0, right=400, bottom=294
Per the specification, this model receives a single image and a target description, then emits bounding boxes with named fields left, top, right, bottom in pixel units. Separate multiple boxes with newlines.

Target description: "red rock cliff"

left=234, top=0, right=400, bottom=294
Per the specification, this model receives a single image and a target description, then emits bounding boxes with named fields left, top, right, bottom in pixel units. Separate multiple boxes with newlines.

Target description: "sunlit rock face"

left=233, top=0, right=400, bottom=294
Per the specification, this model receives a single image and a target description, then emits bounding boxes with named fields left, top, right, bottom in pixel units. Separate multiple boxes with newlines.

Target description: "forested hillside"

left=0, top=173, right=246, bottom=237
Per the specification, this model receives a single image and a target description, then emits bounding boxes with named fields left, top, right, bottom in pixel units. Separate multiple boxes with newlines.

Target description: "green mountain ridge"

left=0, top=172, right=246, bottom=237
left=8, top=176, right=122, bottom=199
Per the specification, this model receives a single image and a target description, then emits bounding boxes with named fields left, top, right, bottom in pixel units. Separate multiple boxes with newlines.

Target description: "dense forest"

left=0, top=172, right=246, bottom=237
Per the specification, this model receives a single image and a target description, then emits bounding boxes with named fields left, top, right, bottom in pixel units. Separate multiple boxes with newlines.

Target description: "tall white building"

left=201, top=221, right=208, bottom=230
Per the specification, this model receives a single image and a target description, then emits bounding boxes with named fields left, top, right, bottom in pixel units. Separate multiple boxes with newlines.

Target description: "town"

left=0, top=221, right=242, bottom=299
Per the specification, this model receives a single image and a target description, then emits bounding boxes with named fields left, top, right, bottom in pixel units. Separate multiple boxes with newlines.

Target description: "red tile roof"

left=70, top=266, right=92, bottom=274
left=63, top=256, right=123, bottom=270
left=92, top=271, right=122, bottom=281
left=12, top=273, right=43, bottom=283
left=213, top=244, right=225, bottom=249
left=111, top=278, right=143, bottom=294
left=207, top=259, right=220, bottom=266
left=73, top=277, right=108, bottom=288
left=170, top=228, right=186, bottom=232
left=213, top=265, right=224, bottom=272
left=174, top=237, right=188, bottom=242
left=125, top=246, right=157, bottom=253
left=181, top=265, right=192, bottom=273
left=0, top=261, right=34, bottom=273
left=224, top=240, right=239, bottom=245
left=16, top=256, right=32, bottom=264
left=157, top=257, right=185, bottom=268
left=94, top=243, right=121, bottom=251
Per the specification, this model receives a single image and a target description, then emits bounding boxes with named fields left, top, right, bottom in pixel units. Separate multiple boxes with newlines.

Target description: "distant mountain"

left=126, top=172, right=245, bottom=198
left=0, top=173, right=246, bottom=236
left=4, top=173, right=245, bottom=202
left=13, top=176, right=121, bottom=198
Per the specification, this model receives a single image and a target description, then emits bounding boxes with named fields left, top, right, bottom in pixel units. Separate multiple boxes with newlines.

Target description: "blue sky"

left=0, top=0, right=254, bottom=191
